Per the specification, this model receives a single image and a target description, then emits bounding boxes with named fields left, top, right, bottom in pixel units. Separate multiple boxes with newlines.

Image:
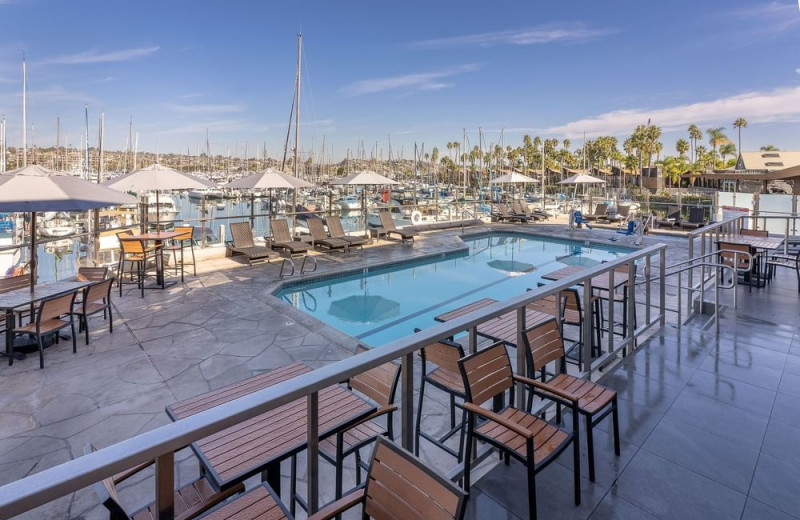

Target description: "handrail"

left=0, top=242, right=667, bottom=518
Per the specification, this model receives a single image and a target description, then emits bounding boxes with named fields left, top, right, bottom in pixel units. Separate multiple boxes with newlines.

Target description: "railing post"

left=714, top=268, right=720, bottom=334
left=516, top=306, right=527, bottom=406
left=607, top=271, right=614, bottom=354
left=155, top=452, right=174, bottom=520
left=627, top=261, right=636, bottom=346
left=582, top=281, right=593, bottom=376
left=469, top=326, right=478, bottom=355
left=785, top=218, right=790, bottom=255
left=659, top=249, right=666, bottom=327
left=687, top=238, right=694, bottom=318
left=401, top=353, right=414, bottom=452
left=645, top=255, right=651, bottom=325
left=306, top=392, right=319, bottom=514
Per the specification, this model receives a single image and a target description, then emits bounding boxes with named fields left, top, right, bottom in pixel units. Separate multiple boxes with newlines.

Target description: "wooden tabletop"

left=718, top=235, right=784, bottom=250
left=542, top=265, right=630, bottom=291
left=0, top=281, right=91, bottom=312
left=120, top=231, right=182, bottom=241
left=434, top=297, right=553, bottom=346
left=166, top=362, right=375, bottom=489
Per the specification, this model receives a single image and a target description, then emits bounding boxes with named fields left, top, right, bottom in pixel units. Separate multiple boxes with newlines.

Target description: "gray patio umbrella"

left=559, top=173, right=606, bottom=208
left=102, top=163, right=215, bottom=228
left=0, top=164, right=138, bottom=289
left=226, top=168, right=314, bottom=224
left=328, top=294, right=401, bottom=323
left=490, top=172, right=538, bottom=202
left=331, top=170, right=399, bottom=236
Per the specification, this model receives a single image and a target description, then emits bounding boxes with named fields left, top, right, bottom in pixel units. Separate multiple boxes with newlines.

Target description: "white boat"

left=337, top=196, right=361, bottom=211
left=188, top=188, right=224, bottom=200
left=146, top=194, right=180, bottom=225
left=216, top=202, right=226, bottom=211
left=39, top=214, right=76, bottom=237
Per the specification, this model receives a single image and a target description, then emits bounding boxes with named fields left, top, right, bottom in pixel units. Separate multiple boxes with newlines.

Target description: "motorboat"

left=188, top=188, right=225, bottom=200
left=39, top=213, right=76, bottom=238
left=337, top=196, right=361, bottom=211
left=146, top=194, right=180, bottom=225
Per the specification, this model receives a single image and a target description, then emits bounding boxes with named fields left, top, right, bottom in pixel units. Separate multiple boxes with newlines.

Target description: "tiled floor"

left=467, top=265, right=800, bottom=520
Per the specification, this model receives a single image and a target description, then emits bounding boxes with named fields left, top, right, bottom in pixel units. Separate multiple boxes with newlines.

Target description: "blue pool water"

left=275, top=233, right=632, bottom=346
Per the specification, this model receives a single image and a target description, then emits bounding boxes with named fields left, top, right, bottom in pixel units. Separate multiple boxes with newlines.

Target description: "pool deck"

left=3, top=222, right=796, bottom=519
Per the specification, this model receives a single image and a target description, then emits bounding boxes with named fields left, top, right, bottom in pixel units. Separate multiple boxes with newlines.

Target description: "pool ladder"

left=279, top=255, right=318, bottom=278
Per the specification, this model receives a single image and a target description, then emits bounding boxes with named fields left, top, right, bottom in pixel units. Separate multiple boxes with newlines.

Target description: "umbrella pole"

left=29, top=211, right=36, bottom=292
left=156, top=191, right=161, bottom=230
left=250, top=192, right=255, bottom=229
left=201, top=194, right=207, bottom=248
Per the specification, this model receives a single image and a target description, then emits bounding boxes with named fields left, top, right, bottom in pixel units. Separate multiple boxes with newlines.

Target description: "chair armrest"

left=514, top=375, right=579, bottom=406
left=462, top=402, right=533, bottom=438
left=306, top=488, right=365, bottom=520
left=112, top=459, right=155, bottom=484
left=340, top=405, right=397, bottom=432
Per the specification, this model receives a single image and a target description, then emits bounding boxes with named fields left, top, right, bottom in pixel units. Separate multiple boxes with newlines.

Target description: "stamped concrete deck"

left=3, top=222, right=791, bottom=520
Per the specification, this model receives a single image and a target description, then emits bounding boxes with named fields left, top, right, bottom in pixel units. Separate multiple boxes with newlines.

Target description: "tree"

left=719, top=143, right=736, bottom=166
left=732, top=117, right=747, bottom=155
left=706, top=127, right=729, bottom=169
left=760, top=144, right=779, bottom=151
left=676, top=138, right=689, bottom=157
left=688, top=124, right=702, bottom=161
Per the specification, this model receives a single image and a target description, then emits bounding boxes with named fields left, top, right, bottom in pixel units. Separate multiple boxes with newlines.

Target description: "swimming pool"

left=275, top=232, right=633, bottom=346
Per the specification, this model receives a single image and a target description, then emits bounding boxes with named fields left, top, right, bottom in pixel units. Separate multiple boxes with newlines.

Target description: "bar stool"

left=413, top=331, right=467, bottom=462
left=163, top=226, right=196, bottom=282
left=116, top=231, right=160, bottom=298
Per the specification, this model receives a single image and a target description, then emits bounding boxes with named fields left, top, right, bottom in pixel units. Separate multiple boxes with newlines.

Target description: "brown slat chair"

left=326, top=217, right=366, bottom=249
left=269, top=219, right=312, bottom=257
left=459, top=341, right=580, bottom=520
left=12, top=290, right=77, bottom=369
left=718, top=241, right=755, bottom=292
left=73, top=277, right=115, bottom=345
left=200, top=438, right=466, bottom=520
left=77, top=266, right=110, bottom=282
left=84, top=443, right=243, bottom=520
left=163, top=226, right=196, bottom=281
left=226, top=222, right=279, bottom=266
left=767, top=248, right=800, bottom=291
left=530, top=284, right=602, bottom=365
left=522, top=318, right=620, bottom=483
left=306, top=218, right=350, bottom=253
left=0, top=274, right=32, bottom=340
left=414, top=334, right=467, bottom=462
left=316, top=345, right=401, bottom=504
left=679, top=206, right=708, bottom=230
left=655, top=205, right=681, bottom=228
left=583, top=203, right=607, bottom=221
left=495, top=203, right=528, bottom=224
left=378, top=211, right=418, bottom=243
left=116, top=231, right=161, bottom=298
left=740, top=228, right=768, bottom=237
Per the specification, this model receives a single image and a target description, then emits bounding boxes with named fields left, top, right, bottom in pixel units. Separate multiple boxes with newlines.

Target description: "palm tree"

left=732, top=117, right=747, bottom=155
left=719, top=143, right=736, bottom=167
left=562, top=138, right=571, bottom=151
left=706, top=127, right=729, bottom=169
left=676, top=138, right=689, bottom=157
left=760, top=144, right=779, bottom=151
left=688, top=124, right=702, bottom=161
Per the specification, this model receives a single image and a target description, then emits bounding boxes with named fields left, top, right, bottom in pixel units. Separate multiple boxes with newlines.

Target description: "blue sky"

left=0, top=0, right=798, bottom=161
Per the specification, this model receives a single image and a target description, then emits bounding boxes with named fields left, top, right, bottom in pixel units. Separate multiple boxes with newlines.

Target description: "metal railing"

left=0, top=242, right=667, bottom=518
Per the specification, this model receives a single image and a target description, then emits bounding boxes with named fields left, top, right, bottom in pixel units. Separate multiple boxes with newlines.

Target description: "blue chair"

left=573, top=211, right=592, bottom=229
left=617, top=220, right=636, bottom=236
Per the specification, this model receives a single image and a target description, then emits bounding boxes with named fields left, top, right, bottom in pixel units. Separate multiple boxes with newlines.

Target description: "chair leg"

left=190, top=242, right=196, bottom=276
left=108, top=305, right=113, bottom=334
left=335, top=434, right=344, bottom=500
left=526, top=439, right=538, bottom=520
left=354, top=449, right=362, bottom=486
left=572, top=412, right=581, bottom=506
left=71, top=320, right=77, bottom=354
left=84, top=315, right=90, bottom=345
left=414, top=378, right=425, bottom=457
left=289, top=454, right=297, bottom=517
left=37, top=335, right=45, bottom=369
left=180, top=247, right=185, bottom=283
left=457, top=406, right=467, bottom=463
left=463, top=415, right=474, bottom=492
left=586, top=415, right=596, bottom=482
left=612, top=397, right=621, bottom=456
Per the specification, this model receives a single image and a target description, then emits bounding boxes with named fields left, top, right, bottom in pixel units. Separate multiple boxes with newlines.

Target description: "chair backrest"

left=523, top=318, right=565, bottom=373
left=270, top=219, right=293, bottom=243
left=617, top=205, right=630, bottom=217
left=718, top=241, right=752, bottom=269
left=306, top=218, right=328, bottom=240
left=688, top=206, right=705, bottom=224
left=364, top=438, right=466, bottom=520
left=327, top=217, right=346, bottom=239
left=230, top=222, right=255, bottom=248
left=574, top=210, right=584, bottom=221
left=349, top=345, right=401, bottom=407
left=561, top=287, right=582, bottom=315
left=421, top=338, right=464, bottom=376
left=0, top=274, right=29, bottom=294
left=379, top=211, right=397, bottom=231
left=740, top=228, right=767, bottom=237
left=665, top=206, right=680, bottom=219
left=77, top=266, right=109, bottom=282
left=84, top=278, right=114, bottom=306
left=173, top=226, right=194, bottom=241
left=84, top=443, right=130, bottom=520
left=497, top=204, right=511, bottom=217
left=38, top=291, right=76, bottom=323
left=117, top=233, right=145, bottom=255
left=594, top=203, right=607, bottom=216
left=458, top=341, right=513, bottom=406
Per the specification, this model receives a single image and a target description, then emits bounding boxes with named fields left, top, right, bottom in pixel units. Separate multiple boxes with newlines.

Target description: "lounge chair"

left=269, top=219, right=313, bottom=257
left=513, top=201, right=542, bottom=222
left=378, top=210, right=418, bottom=243
left=583, top=203, right=607, bottom=221
left=679, top=206, right=707, bottom=230
left=326, top=216, right=367, bottom=249
left=227, top=222, right=280, bottom=265
left=306, top=217, right=350, bottom=253
left=495, top=203, right=528, bottom=223
left=607, top=205, right=631, bottom=224
left=655, top=205, right=681, bottom=228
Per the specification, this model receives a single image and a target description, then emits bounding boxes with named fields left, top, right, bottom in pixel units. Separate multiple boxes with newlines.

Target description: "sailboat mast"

left=1, top=117, right=6, bottom=172
left=22, top=54, right=27, bottom=167
left=84, top=105, right=90, bottom=180
left=98, top=111, right=104, bottom=182
left=294, top=33, right=302, bottom=179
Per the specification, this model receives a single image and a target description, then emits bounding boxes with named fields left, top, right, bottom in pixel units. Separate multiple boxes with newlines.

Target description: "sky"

left=0, top=0, right=798, bottom=162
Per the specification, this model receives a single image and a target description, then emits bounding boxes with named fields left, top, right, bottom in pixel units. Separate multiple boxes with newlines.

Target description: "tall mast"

left=1, top=117, right=6, bottom=172
left=294, top=32, right=302, bottom=179
left=98, top=111, right=104, bottom=182
left=55, top=115, right=60, bottom=170
left=22, top=54, right=27, bottom=167
left=128, top=117, right=133, bottom=171
left=84, top=104, right=90, bottom=180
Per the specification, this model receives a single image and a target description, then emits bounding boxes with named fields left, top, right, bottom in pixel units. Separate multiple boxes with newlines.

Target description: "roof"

left=737, top=151, right=800, bottom=171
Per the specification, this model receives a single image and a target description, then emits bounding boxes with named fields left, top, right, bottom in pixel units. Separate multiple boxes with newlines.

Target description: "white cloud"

left=534, top=86, right=800, bottom=138
left=166, top=103, right=244, bottom=115
left=729, top=2, right=800, bottom=34
left=796, top=68, right=800, bottom=75
left=342, top=64, right=480, bottom=96
left=23, top=86, right=97, bottom=104
left=177, top=92, right=205, bottom=99
left=40, top=46, right=160, bottom=65
left=410, top=23, right=618, bottom=49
